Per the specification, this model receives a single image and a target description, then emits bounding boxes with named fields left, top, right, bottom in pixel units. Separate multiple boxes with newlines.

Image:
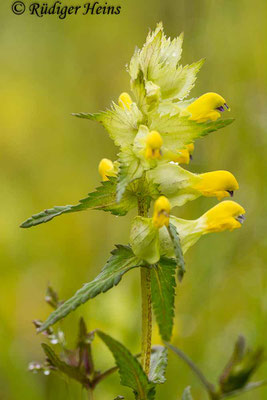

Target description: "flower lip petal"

left=236, top=214, right=246, bottom=224
left=227, top=190, right=234, bottom=197
left=216, top=105, right=225, bottom=112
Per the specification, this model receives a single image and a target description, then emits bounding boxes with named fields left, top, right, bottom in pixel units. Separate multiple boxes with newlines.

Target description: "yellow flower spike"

left=118, top=92, right=133, bottom=110
left=185, top=92, right=230, bottom=123
left=98, top=158, right=116, bottom=181
left=145, top=130, right=163, bottom=160
left=193, top=170, right=239, bottom=200
left=202, top=201, right=245, bottom=233
left=153, top=196, right=171, bottom=229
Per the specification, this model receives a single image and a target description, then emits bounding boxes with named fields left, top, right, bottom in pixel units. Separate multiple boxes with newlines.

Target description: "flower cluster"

left=91, top=23, right=245, bottom=264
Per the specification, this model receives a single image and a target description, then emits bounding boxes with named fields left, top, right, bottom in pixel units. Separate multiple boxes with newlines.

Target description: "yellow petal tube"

left=193, top=170, right=239, bottom=200
left=145, top=130, right=163, bottom=160
left=153, top=196, right=171, bottom=229
left=185, top=92, right=230, bottom=123
left=118, top=92, right=133, bottom=110
left=98, top=158, right=116, bottom=181
left=202, top=201, right=245, bottom=233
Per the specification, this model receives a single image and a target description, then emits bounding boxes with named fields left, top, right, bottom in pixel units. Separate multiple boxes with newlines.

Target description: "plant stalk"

left=138, top=197, right=152, bottom=375
left=87, top=387, right=95, bottom=400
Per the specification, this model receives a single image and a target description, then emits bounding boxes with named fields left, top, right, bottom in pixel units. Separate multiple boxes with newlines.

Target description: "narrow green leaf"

left=20, top=178, right=137, bottom=228
left=168, top=223, right=186, bottom=282
left=151, top=257, right=176, bottom=341
left=39, top=246, right=141, bottom=332
left=42, top=343, right=90, bottom=387
left=182, top=387, right=193, bottom=400
left=149, top=346, right=168, bottom=384
left=97, top=331, right=155, bottom=400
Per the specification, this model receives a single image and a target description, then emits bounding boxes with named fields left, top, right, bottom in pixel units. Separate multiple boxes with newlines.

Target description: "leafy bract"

left=38, top=245, right=141, bottom=332
left=130, top=217, right=160, bottom=264
left=20, top=178, right=137, bottom=228
left=147, top=164, right=200, bottom=207
left=97, top=331, right=155, bottom=400
left=151, top=257, right=177, bottom=341
left=73, top=101, right=143, bottom=148
left=128, top=23, right=202, bottom=102
left=149, top=113, right=234, bottom=151
left=149, top=346, right=168, bottom=384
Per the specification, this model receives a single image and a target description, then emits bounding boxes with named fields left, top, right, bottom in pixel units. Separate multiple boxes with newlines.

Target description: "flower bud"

left=145, top=130, right=163, bottom=160
left=185, top=92, right=230, bottom=123
left=98, top=158, right=115, bottom=181
left=153, top=196, right=171, bottom=228
left=118, top=92, right=133, bottom=110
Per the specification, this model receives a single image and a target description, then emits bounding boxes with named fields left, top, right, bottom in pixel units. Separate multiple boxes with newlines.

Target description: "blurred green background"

left=1, top=0, right=267, bottom=399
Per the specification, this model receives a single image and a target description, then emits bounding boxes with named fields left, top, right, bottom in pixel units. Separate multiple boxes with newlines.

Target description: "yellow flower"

left=185, top=92, right=230, bottom=122
left=159, top=200, right=245, bottom=256
left=169, top=143, right=195, bottom=164
left=153, top=196, right=170, bottom=228
left=193, top=170, right=239, bottom=200
left=98, top=158, right=116, bottom=181
left=118, top=92, right=133, bottom=110
left=145, top=130, right=163, bottom=160
left=202, top=200, right=245, bottom=233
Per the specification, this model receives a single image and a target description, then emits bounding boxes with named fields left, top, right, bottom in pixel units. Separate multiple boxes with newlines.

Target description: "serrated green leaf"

left=182, top=387, right=193, bottom=400
left=151, top=258, right=176, bottom=341
left=97, top=331, right=155, bottom=400
left=149, top=346, right=168, bottom=384
left=157, top=60, right=204, bottom=101
left=42, top=343, right=90, bottom=387
left=117, top=149, right=144, bottom=201
left=168, top=223, right=185, bottom=282
left=130, top=217, right=160, bottom=264
left=39, top=246, right=141, bottom=332
left=21, top=178, right=137, bottom=228
left=73, top=102, right=143, bottom=148
left=149, top=113, right=234, bottom=151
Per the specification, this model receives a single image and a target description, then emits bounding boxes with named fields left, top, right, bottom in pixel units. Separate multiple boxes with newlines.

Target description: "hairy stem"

left=138, top=197, right=152, bottom=375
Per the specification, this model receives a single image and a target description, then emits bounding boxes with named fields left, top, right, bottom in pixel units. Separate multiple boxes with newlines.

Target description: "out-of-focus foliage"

left=0, top=0, right=267, bottom=399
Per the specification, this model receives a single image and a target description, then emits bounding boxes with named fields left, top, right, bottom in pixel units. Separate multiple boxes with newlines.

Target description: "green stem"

left=140, top=267, right=152, bottom=375
left=138, top=197, right=152, bottom=376
left=87, top=387, right=95, bottom=400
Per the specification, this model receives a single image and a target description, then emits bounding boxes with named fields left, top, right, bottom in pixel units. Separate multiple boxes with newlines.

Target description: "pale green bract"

left=130, top=217, right=160, bottom=264
left=128, top=22, right=203, bottom=102
left=73, top=101, right=143, bottom=148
